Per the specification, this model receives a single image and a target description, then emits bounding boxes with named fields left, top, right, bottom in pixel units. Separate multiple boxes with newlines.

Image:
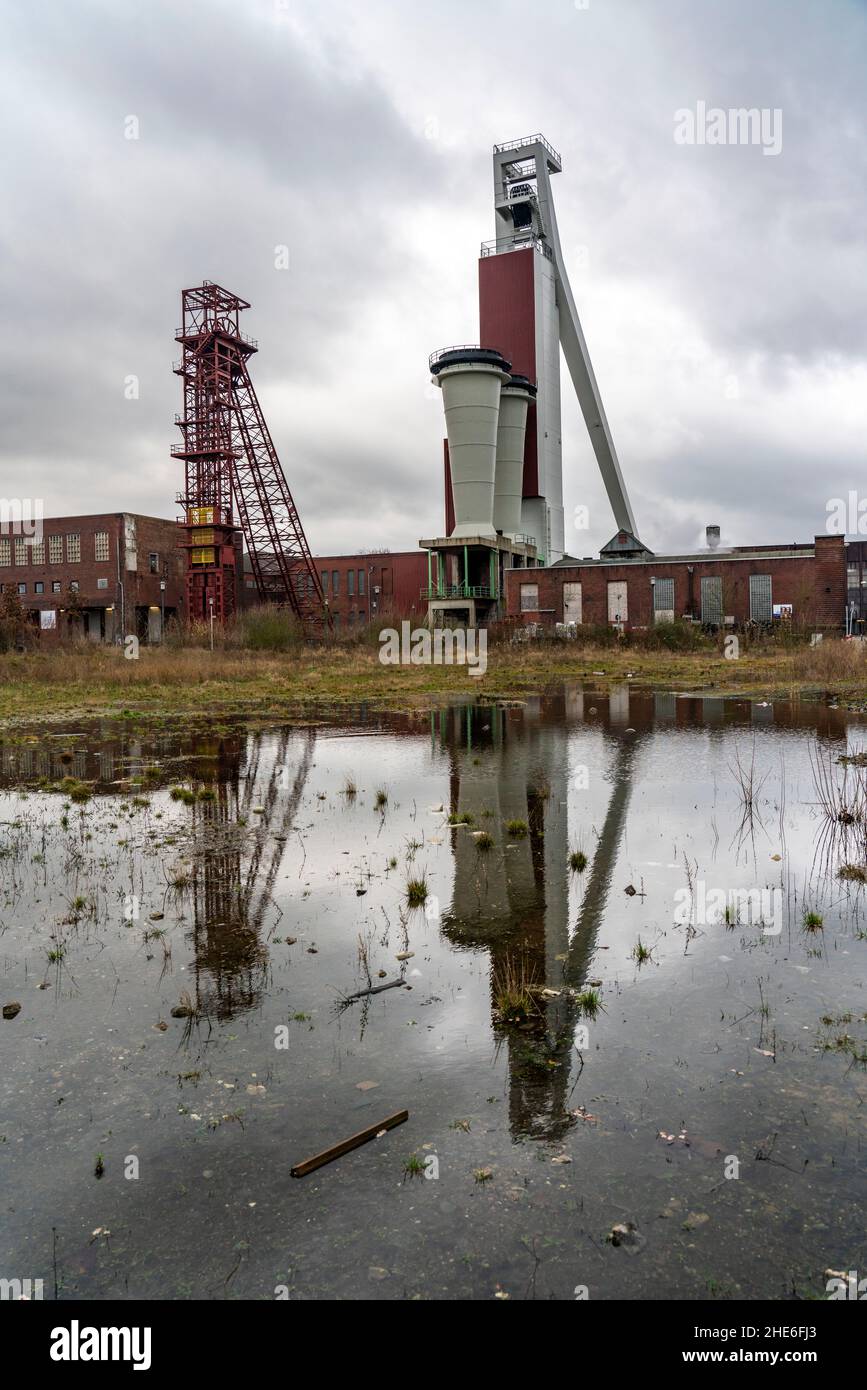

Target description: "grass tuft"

left=492, top=958, right=539, bottom=1026
left=406, top=872, right=429, bottom=907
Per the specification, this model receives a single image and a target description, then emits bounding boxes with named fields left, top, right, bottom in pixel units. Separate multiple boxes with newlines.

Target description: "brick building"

left=845, top=539, right=867, bottom=634
left=0, top=512, right=185, bottom=642
left=243, top=550, right=428, bottom=628
left=505, top=535, right=847, bottom=632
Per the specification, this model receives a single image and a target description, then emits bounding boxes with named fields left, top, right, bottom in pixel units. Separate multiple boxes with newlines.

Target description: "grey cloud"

left=0, top=0, right=864, bottom=553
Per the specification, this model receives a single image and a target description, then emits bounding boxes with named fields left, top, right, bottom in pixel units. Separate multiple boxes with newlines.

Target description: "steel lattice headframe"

left=172, top=282, right=329, bottom=632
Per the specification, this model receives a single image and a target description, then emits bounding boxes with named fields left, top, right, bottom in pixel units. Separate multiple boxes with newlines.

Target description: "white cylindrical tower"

left=430, top=347, right=511, bottom=538
left=493, top=374, right=535, bottom=539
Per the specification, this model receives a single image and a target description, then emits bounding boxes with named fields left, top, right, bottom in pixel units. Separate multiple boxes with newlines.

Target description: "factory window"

left=358, top=569, right=365, bottom=595
left=66, top=533, right=81, bottom=563
left=520, top=583, right=539, bottom=612
left=14, top=537, right=26, bottom=566
left=321, top=571, right=328, bottom=594
left=52, top=581, right=61, bottom=593
left=17, top=582, right=26, bottom=595
left=34, top=581, right=44, bottom=595
left=69, top=580, right=80, bottom=592
left=94, top=531, right=110, bottom=562
left=332, top=570, right=339, bottom=595
left=701, top=576, right=723, bottom=626
left=48, top=535, right=63, bottom=564
left=31, top=539, right=45, bottom=564
left=97, top=577, right=108, bottom=590
left=749, top=574, right=772, bottom=624
left=652, top=577, right=675, bottom=624
left=149, top=552, right=159, bottom=574
left=347, top=569, right=355, bottom=597
left=0, top=538, right=10, bottom=567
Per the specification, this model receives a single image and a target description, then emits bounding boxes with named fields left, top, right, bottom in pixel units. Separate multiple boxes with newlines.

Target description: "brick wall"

left=0, top=513, right=184, bottom=642
left=478, top=247, right=539, bottom=495
left=242, top=551, right=428, bottom=627
left=505, top=536, right=846, bottom=631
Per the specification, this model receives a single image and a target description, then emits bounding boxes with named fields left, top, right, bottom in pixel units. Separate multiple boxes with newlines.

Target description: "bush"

left=0, top=589, right=34, bottom=653
left=236, top=606, right=302, bottom=652
left=164, top=605, right=302, bottom=652
left=634, top=620, right=710, bottom=652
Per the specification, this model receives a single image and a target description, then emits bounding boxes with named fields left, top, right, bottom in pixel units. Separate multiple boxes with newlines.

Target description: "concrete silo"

left=493, top=374, right=536, bottom=540
left=429, top=347, right=512, bottom=538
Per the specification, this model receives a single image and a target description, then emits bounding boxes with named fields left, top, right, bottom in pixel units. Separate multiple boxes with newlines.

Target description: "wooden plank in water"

left=341, top=978, right=405, bottom=1003
left=290, top=1109, right=409, bottom=1178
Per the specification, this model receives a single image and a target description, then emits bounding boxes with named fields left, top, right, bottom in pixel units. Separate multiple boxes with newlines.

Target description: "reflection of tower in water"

left=438, top=690, right=644, bottom=1142
left=185, top=728, right=315, bottom=1020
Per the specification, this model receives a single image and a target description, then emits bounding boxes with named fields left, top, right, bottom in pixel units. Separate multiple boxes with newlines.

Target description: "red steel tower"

left=173, top=282, right=327, bottom=631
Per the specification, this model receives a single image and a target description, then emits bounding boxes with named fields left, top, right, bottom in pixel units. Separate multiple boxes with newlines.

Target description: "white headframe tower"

left=481, top=135, right=639, bottom=561
left=421, top=135, right=643, bottom=631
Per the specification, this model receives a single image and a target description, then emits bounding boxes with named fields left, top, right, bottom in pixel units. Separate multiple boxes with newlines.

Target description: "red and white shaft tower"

left=479, top=136, right=639, bottom=562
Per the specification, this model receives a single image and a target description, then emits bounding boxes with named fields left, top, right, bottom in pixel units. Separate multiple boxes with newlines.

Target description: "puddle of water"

left=0, top=688, right=865, bottom=1300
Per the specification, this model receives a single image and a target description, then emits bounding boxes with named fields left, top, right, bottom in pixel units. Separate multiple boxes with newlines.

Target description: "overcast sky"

left=1, top=0, right=865, bottom=557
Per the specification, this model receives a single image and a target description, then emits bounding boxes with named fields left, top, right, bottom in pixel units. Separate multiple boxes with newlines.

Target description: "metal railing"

left=507, top=180, right=537, bottom=199
left=428, top=345, right=510, bottom=369
left=429, top=344, right=480, bottom=368
left=422, top=585, right=498, bottom=601
left=480, top=235, right=553, bottom=262
left=493, top=134, right=562, bottom=166
left=175, top=326, right=257, bottom=350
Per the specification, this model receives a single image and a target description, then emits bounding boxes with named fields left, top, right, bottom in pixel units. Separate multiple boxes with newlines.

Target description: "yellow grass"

left=0, top=634, right=863, bottom=728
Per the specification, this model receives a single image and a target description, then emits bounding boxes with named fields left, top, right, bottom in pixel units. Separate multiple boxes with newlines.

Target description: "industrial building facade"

left=2, top=513, right=857, bottom=641
left=0, top=513, right=185, bottom=642
left=243, top=551, right=428, bottom=626
left=505, top=535, right=847, bottom=631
